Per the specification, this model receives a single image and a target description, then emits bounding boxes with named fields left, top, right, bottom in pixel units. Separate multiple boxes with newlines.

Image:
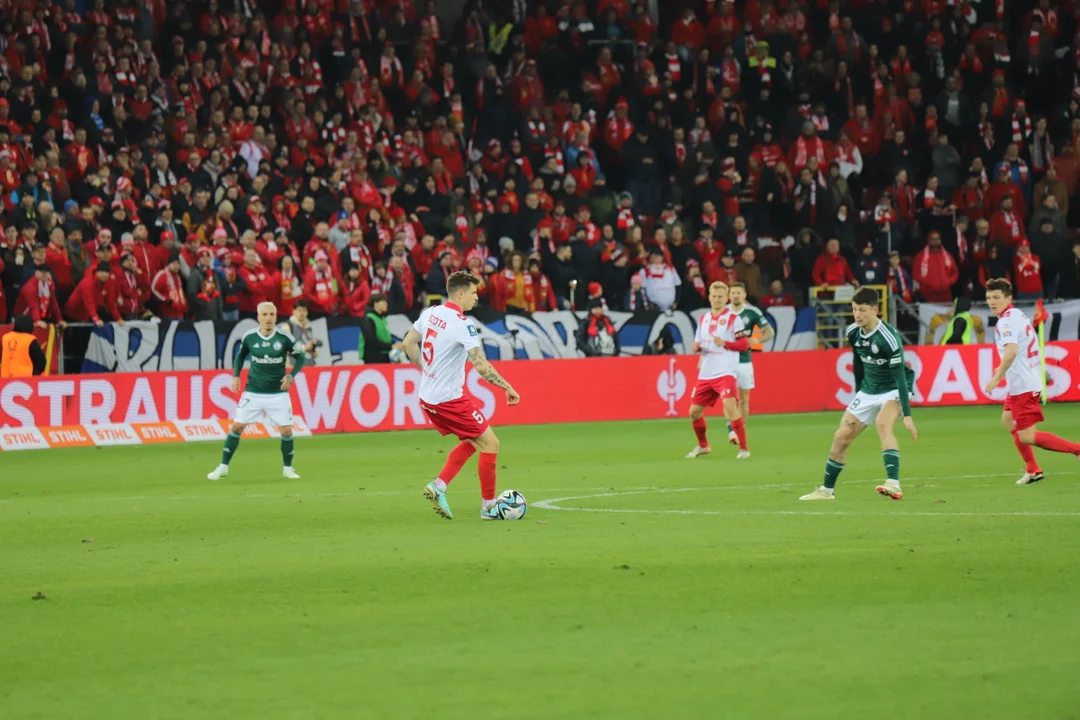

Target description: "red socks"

left=478, top=452, right=497, bottom=501
left=1034, top=432, right=1080, bottom=456
left=731, top=417, right=748, bottom=451
left=437, top=441, right=477, bottom=485
left=1012, top=432, right=1041, bottom=474
left=692, top=417, right=708, bottom=448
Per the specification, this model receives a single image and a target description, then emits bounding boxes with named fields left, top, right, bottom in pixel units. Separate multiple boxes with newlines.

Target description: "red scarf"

left=587, top=314, right=616, bottom=337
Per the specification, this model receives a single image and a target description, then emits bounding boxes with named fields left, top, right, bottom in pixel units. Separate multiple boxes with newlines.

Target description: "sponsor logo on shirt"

left=252, top=355, right=284, bottom=365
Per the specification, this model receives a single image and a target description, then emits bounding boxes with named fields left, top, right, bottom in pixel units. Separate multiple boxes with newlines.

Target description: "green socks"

left=222, top=431, right=241, bottom=466
left=725, top=420, right=733, bottom=433
left=281, top=436, right=294, bottom=467
left=883, top=449, right=900, bottom=482
left=824, top=459, right=844, bottom=489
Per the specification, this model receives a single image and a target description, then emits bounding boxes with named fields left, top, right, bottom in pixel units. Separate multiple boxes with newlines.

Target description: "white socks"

left=434, top=478, right=448, bottom=492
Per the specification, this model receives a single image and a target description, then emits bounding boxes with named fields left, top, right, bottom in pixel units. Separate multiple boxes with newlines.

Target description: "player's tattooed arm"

left=402, top=328, right=423, bottom=368
left=759, top=322, right=775, bottom=342
left=467, top=346, right=512, bottom=391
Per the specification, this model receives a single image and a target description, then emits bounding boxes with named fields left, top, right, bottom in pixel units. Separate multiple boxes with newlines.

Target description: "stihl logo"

left=656, top=358, right=687, bottom=416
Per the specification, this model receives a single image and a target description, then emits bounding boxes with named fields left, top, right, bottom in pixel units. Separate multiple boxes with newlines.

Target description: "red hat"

left=212, top=228, right=228, bottom=240
left=158, top=199, right=171, bottom=209
left=1015, top=98, right=1026, bottom=108
left=117, top=177, right=132, bottom=192
left=722, top=157, right=736, bottom=170
left=160, top=230, right=175, bottom=241
left=391, top=206, right=406, bottom=219
left=89, top=196, right=105, bottom=208
left=214, top=246, right=231, bottom=259
left=197, top=246, right=213, bottom=257
left=111, top=199, right=125, bottom=210
left=588, top=281, right=602, bottom=297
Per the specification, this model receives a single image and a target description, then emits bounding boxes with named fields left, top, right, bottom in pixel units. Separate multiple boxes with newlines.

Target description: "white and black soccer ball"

left=493, top=489, right=527, bottom=520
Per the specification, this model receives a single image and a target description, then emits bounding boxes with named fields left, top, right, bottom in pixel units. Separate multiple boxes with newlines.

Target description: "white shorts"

left=736, top=362, right=755, bottom=390
left=846, top=390, right=900, bottom=426
left=235, top=391, right=293, bottom=428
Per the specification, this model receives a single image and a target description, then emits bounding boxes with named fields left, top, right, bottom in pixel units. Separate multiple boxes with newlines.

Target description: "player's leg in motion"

left=424, top=440, right=478, bottom=519
left=724, top=394, right=750, bottom=459
left=1004, top=409, right=1043, bottom=484
left=472, top=428, right=503, bottom=519
left=1015, top=418, right=1080, bottom=479
left=801, top=412, right=864, bottom=499
left=873, top=400, right=904, bottom=499
left=687, top=403, right=711, bottom=458
left=208, top=422, right=246, bottom=480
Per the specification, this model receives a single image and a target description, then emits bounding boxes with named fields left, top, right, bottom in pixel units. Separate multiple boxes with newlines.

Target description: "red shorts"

left=1005, top=391, right=1045, bottom=432
left=421, top=396, right=489, bottom=440
left=690, top=376, right=738, bottom=408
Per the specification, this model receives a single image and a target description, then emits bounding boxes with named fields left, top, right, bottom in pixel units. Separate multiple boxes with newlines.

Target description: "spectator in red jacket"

left=44, top=229, right=74, bottom=298
left=759, top=279, right=795, bottom=309
left=341, top=265, right=371, bottom=318
left=1013, top=241, right=1043, bottom=299
left=151, top=254, right=189, bottom=320
left=989, top=195, right=1025, bottom=249
left=65, top=263, right=123, bottom=327
left=303, top=251, right=342, bottom=317
left=671, top=8, right=706, bottom=60
left=812, top=239, right=857, bottom=287
left=14, top=265, right=64, bottom=325
left=913, top=231, right=960, bottom=302
left=237, top=248, right=274, bottom=319
left=116, top=253, right=152, bottom=320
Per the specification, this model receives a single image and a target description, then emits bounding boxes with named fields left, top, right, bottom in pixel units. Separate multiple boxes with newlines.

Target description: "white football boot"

left=799, top=486, right=835, bottom=500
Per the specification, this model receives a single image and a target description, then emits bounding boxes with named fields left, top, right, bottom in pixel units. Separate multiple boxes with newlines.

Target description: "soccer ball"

left=388, top=347, right=408, bottom=364
left=493, top=490, right=527, bottom=520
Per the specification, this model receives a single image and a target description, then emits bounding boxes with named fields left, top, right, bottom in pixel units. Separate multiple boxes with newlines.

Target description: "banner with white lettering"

left=919, top=299, right=1080, bottom=345
left=81, top=307, right=818, bottom=372
left=4, top=343, right=1079, bottom=439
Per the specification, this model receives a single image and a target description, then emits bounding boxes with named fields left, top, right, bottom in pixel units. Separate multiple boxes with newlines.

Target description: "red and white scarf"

left=380, top=55, right=403, bottom=88
left=1011, top=113, right=1033, bottom=144
left=36, top=277, right=53, bottom=317
left=665, top=53, right=681, bottom=82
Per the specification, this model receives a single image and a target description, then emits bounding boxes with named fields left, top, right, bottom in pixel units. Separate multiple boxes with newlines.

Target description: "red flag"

left=1033, top=299, right=1049, bottom=328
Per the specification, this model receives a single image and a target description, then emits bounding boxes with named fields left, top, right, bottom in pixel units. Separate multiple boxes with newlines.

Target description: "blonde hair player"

left=800, top=287, right=916, bottom=500
left=207, top=301, right=307, bottom=481
left=985, top=278, right=1080, bottom=484
left=402, top=271, right=521, bottom=520
left=686, top=281, right=752, bottom=460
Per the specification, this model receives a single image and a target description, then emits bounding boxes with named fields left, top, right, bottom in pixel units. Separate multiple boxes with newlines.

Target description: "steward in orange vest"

left=1, top=315, right=46, bottom=377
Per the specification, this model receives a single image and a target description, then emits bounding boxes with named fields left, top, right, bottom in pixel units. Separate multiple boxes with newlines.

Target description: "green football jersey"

left=730, top=304, right=766, bottom=363
left=233, top=328, right=304, bottom=394
left=846, top=320, right=914, bottom=395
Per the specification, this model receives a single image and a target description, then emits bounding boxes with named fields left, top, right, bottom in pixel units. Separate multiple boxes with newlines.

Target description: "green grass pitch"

left=3, top=406, right=1080, bottom=719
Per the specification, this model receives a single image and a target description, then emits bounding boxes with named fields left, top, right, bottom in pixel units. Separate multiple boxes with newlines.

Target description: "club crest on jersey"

left=871, top=342, right=879, bottom=354
left=467, top=325, right=477, bottom=337
left=273, top=341, right=282, bottom=351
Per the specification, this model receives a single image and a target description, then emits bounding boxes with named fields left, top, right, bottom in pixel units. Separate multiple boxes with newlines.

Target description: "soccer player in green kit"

left=207, top=301, right=307, bottom=481
left=800, top=287, right=917, bottom=500
left=725, top=282, right=775, bottom=445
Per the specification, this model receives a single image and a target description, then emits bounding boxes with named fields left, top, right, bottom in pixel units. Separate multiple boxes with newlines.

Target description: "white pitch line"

left=532, top=474, right=1080, bottom=518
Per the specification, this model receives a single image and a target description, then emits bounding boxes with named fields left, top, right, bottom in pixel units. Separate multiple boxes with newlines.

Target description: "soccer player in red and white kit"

left=686, top=281, right=752, bottom=459
left=985, top=278, right=1080, bottom=484
left=402, top=271, right=521, bottom=520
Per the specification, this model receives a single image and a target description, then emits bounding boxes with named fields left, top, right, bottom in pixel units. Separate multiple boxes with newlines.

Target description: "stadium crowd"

left=1, top=0, right=1079, bottom=335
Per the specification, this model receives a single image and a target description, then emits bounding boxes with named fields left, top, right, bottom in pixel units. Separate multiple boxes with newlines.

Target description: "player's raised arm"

left=402, top=328, right=423, bottom=368
left=467, top=346, right=520, bottom=405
